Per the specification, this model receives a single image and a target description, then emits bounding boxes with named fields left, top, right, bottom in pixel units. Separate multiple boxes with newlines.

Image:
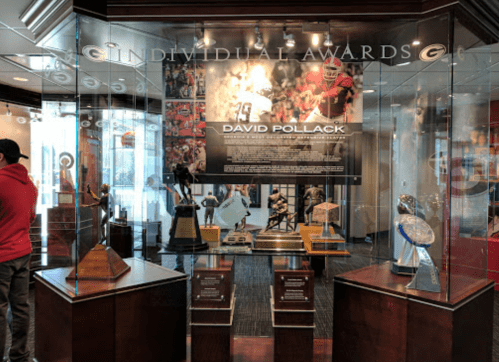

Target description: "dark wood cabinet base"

left=333, top=262, right=495, bottom=362
left=35, top=258, right=187, bottom=362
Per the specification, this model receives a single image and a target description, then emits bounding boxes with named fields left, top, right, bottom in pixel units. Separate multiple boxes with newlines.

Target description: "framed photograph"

left=192, top=184, right=203, bottom=196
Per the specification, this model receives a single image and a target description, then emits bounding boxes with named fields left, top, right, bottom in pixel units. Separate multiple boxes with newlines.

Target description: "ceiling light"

left=13, top=77, right=28, bottom=82
left=119, top=78, right=125, bottom=81
left=363, top=89, right=375, bottom=93
left=391, top=103, right=401, bottom=107
left=195, top=28, right=216, bottom=49
left=105, top=42, right=119, bottom=48
left=254, top=26, right=264, bottom=50
left=412, top=40, right=421, bottom=46
left=283, top=28, right=295, bottom=48
left=323, top=33, right=333, bottom=47
left=312, top=34, right=319, bottom=47
left=6, top=104, right=12, bottom=116
left=396, top=62, right=411, bottom=66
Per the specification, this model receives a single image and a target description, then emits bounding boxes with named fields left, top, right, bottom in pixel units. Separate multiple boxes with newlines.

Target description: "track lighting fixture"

left=283, top=27, right=295, bottom=48
left=6, top=104, right=12, bottom=116
left=195, top=28, right=216, bottom=49
left=254, top=26, right=264, bottom=50
left=323, top=33, right=333, bottom=47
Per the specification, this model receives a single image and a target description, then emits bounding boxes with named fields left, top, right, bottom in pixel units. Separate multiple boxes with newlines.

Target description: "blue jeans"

left=0, top=254, right=31, bottom=362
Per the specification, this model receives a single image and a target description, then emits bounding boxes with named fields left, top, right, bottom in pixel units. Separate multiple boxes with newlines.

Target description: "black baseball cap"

left=0, top=139, right=29, bottom=159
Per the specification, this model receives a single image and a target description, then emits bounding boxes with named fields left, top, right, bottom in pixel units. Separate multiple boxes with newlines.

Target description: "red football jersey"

left=305, top=69, right=353, bottom=118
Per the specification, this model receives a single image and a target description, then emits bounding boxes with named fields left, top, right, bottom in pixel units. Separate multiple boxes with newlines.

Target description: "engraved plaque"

left=274, top=261, right=314, bottom=310
left=191, top=259, right=234, bottom=309
left=174, top=217, right=197, bottom=238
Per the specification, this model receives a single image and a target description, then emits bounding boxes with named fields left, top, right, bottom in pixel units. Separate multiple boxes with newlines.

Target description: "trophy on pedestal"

left=308, top=202, right=345, bottom=251
left=392, top=194, right=426, bottom=275
left=167, top=162, right=208, bottom=252
left=254, top=188, right=302, bottom=251
left=394, top=214, right=441, bottom=293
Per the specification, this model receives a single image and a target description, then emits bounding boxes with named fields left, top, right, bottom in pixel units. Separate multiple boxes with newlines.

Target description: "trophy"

left=392, top=194, right=426, bottom=275
left=394, top=214, right=441, bottom=292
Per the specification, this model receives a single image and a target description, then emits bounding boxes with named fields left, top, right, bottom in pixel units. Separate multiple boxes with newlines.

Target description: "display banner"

left=163, top=58, right=363, bottom=185
left=203, top=122, right=362, bottom=184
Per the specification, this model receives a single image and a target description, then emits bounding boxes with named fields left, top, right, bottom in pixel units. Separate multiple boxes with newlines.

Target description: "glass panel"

left=31, top=11, right=493, bottom=360
left=448, top=16, right=491, bottom=301
left=35, top=14, right=80, bottom=293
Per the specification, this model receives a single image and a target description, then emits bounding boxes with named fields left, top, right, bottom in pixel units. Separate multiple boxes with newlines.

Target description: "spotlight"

left=283, top=27, right=295, bottom=48
left=323, top=33, right=333, bottom=47
left=195, top=28, right=216, bottom=49
left=254, top=26, right=264, bottom=50
left=6, top=104, right=12, bottom=116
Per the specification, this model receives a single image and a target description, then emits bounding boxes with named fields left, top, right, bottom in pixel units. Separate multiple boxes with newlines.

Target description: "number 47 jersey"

left=234, top=91, right=272, bottom=122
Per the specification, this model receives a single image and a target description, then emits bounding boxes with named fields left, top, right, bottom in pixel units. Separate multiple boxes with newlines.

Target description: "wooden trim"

left=0, top=84, right=41, bottom=109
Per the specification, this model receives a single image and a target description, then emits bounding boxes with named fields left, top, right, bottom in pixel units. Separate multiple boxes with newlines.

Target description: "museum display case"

left=1, top=3, right=498, bottom=361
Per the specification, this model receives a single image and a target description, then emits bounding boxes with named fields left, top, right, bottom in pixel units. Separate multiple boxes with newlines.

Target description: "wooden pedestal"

left=35, top=258, right=187, bottom=362
left=110, top=222, right=133, bottom=258
left=333, top=262, right=495, bottom=362
left=191, top=258, right=235, bottom=362
left=272, top=259, right=315, bottom=362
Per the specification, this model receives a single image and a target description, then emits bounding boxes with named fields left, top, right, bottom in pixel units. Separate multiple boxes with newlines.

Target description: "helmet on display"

left=256, top=84, right=273, bottom=99
left=323, top=56, right=342, bottom=81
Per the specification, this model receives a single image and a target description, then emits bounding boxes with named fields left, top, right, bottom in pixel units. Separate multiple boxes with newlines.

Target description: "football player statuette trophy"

left=392, top=194, right=426, bottom=275
left=303, top=185, right=326, bottom=226
left=199, top=191, right=221, bottom=249
left=167, top=162, right=207, bottom=252
left=394, top=214, right=441, bottom=293
left=67, top=183, right=130, bottom=281
left=254, top=188, right=303, bottom=252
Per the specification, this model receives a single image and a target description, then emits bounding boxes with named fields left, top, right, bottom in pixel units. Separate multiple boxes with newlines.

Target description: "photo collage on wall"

left=163, top=62, right=206, bottom=174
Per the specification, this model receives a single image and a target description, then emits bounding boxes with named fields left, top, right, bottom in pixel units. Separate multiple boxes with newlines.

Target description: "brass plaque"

left=174, top=217, right=197, bottom=238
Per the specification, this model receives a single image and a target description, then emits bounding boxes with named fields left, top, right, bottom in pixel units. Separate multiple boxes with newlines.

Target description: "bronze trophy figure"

left=303, top=185, right=326, bottom=226
left=264, top=199, right=297, bottom=232
left=83, top=183, right=114, bottom=244
left=201, top=191, right=219, bottom=228
left=173, top=161, right=198, bottom=204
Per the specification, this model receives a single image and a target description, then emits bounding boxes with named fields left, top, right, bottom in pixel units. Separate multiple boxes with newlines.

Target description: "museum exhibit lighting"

left=323, top=33, right=333, bottom=47
left=195, top=28, right=216, bottom=49
left=283, top=27, right=295, bottom=48
left=254, top=26, right=264, bottom=50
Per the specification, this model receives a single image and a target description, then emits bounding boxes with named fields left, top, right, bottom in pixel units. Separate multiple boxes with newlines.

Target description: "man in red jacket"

left=0, top=139, right=37, bottom=362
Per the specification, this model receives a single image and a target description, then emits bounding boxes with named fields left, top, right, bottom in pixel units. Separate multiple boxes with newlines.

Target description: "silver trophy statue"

left=392, top=194, right=426, bottom=275
left=394, top=214, right=441, bottom=293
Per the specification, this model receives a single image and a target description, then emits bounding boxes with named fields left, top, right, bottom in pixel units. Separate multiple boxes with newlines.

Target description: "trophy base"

left=165, top=241, right=209, bottom=252
left=66, top=245, right=130, bottom=281
left=223, top=231, right=253, bottom=245
left=254, top=230, right=305, bottom=251
left=391, top=262, right=418, bottom=276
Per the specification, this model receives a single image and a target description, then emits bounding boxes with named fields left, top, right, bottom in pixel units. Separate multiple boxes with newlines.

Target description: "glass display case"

left=1, top=5, right=497, bottom=362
